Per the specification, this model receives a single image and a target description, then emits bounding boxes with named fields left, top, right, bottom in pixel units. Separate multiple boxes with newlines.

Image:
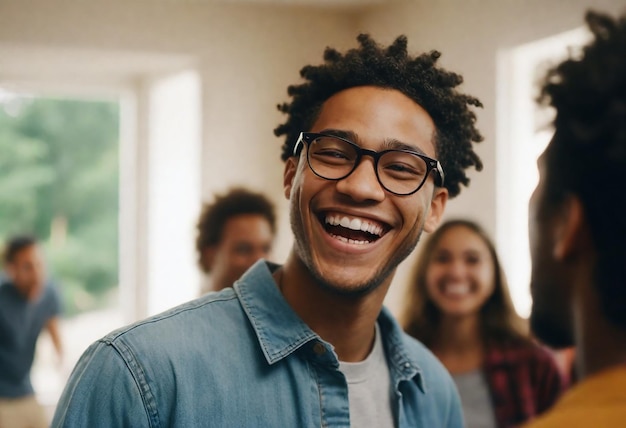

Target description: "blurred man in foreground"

left=527, top=10, right=626, bottom=428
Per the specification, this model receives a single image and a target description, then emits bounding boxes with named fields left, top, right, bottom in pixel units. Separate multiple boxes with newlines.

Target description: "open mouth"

left=320, top=213, right=389, bottom=245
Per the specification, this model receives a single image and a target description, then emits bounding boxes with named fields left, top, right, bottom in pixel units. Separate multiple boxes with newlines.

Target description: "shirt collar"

left=235, top=260, right=318, bottom=365
left=377, top=306, right=426, bottom=393
left=235, top=260, right=425, bottom=392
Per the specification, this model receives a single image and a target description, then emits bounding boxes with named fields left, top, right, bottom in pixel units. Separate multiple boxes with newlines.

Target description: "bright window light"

left=496, top=27, right=590, bottom=318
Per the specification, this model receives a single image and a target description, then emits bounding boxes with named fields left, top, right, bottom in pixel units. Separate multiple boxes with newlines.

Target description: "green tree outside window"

left=0, top=95, right=119, bottom=317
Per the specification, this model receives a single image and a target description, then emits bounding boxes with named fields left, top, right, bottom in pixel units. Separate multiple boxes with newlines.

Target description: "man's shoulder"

left=41, top=280, right=61, bottom=300
left=523, top=403, right=626, bottom=428
left=0, top=275, right=14, bottom=292
left=0, top=278, right=19, bottom=303
left=101, top=288, right=243, bottom=346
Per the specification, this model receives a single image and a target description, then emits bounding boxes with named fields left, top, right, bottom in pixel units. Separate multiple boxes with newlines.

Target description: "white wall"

left=147, top=71, right=202, bottom=314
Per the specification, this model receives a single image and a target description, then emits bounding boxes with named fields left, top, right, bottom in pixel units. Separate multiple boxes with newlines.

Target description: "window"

left=0, top=90, right=122, bottom=408
left=496, top=27, right=590, bottom=317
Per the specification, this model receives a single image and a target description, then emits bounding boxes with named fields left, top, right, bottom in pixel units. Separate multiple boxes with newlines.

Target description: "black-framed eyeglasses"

left=293, top=132, right=445, bottom=196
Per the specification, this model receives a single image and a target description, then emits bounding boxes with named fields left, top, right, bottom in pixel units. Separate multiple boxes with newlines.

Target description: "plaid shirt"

left=484, top=341, right=565, bottom=428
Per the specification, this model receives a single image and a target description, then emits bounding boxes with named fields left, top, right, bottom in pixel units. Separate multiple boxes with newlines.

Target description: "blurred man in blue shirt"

left=0, top=235, right=63, bottom=428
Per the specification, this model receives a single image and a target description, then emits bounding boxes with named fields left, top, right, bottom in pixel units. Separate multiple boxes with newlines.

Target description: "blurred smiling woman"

left=400, top=219, right=564, bottom=428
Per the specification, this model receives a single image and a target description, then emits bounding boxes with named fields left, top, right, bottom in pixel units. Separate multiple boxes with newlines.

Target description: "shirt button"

left=313, top=342, right=326, bottom=355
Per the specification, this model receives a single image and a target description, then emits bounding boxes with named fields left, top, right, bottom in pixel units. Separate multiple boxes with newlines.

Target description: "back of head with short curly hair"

left=274, top=34, right=484, bottom=198
left=539, top=11, right=626, bottom=329
left=196, top=188, right=276, bottom=273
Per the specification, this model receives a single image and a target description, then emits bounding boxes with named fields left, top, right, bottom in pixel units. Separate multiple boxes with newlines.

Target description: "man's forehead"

left=317, top=128, right=429, bottom=156
left=312, top=86, right=437, bottom=156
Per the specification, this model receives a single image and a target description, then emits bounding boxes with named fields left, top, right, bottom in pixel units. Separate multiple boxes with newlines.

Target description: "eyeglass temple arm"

left=434, top=161, right=445, bottom=187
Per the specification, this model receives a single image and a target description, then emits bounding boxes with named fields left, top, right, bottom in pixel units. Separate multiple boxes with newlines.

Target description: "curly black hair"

left=539, top=11, right=626, bottom=328
left=274, top=34, right=483, bottom=198
left=196, top=188, right=276, bottom=273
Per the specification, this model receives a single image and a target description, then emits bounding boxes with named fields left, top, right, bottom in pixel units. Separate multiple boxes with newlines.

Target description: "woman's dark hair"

left=274, top=34, right=484, bottom=198
left=399, top=220, right=528, bottom=347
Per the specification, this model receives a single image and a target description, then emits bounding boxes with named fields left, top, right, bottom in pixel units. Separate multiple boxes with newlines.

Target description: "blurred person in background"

left=0, top=235, right=63, bottom=428
left=195, top=187, right=277, bottom=294
left=525, top=10, right=626, bottom=428
left=400, top=220, right=563, bottom=428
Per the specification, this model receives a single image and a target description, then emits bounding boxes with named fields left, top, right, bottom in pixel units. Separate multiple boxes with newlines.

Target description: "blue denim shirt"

left=52, top=261, right=463, bottom=427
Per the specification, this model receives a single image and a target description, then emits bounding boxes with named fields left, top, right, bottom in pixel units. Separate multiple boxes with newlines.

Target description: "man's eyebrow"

left=319, top=128, right=428, bottom=155
left=382, top=139, right=427, bottom=155
left=319, top=128, right=356, bottom=140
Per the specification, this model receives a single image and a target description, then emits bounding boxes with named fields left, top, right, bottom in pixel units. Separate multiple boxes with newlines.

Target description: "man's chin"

left=313, top=268, right=385, bottom=298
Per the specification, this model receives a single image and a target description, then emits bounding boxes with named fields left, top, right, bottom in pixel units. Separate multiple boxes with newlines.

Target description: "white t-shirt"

left=452, top=369, right=497, bottom=428
left=338, top=323, right=395, bottom=428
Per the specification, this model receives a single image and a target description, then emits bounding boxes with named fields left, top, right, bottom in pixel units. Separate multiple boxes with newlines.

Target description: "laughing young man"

left=52, top=35, right=483, bottom=427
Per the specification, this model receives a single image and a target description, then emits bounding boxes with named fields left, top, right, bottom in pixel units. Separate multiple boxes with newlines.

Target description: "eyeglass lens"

left=306, top=135, right=429, bottom=195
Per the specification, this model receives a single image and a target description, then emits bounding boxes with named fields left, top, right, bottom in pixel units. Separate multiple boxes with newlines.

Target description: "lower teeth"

left=330, top=233, right=369, bottom=245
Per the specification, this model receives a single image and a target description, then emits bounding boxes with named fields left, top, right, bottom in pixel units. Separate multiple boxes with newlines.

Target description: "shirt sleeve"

left=46, top=282, right=63, bottom=318
left=51, top=340, right=152, bottom=428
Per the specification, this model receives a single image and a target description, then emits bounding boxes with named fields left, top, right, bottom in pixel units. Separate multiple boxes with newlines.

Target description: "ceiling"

left=0, top=0, right=397, bottom=92
left=188, top=0, right=390, bottom=6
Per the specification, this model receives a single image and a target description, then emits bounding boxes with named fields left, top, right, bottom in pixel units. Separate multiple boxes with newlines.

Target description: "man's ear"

left=283, top=157, right=297, bottom=200
left=554, top=195, right=587, bottom=261
left=424, top=187, right=448, bottom=233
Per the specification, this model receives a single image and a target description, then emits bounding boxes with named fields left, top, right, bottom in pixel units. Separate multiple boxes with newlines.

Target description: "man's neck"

left=574, top=278, right=626, bottom=380
left=276, top=251, right=391, bottom=362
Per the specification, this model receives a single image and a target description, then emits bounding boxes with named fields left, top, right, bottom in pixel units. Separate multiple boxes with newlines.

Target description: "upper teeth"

left=325, top=215, right=384, bottom=236
left=444, top=284, right=470, bottom=296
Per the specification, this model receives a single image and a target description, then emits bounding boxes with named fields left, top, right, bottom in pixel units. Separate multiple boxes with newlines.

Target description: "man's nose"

left=335, top=157, right=386, bottom=203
